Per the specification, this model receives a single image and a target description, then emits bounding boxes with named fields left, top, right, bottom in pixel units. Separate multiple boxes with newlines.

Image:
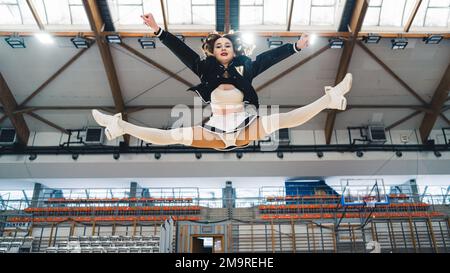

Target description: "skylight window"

left=240, top=0, right=289, bottom=26
left=108, top=0, right=215, bottom=30
left=291, top=0, right=338, bottom=26
left=239, top=0, right=340, bottom=30
left=363, top=0, right=449, bottom=30
left=0, top=0, right=37, bottom=25
left=33, top=0, right=89, bottom=25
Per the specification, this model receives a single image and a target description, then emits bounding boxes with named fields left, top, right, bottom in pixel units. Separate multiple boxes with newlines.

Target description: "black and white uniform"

left=202, top=87, right=258, bottom=151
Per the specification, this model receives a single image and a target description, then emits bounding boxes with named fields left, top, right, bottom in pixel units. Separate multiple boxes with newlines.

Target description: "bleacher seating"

left=0, top=236, right=33, bottom=253
left=43, top=235, right=160, bottom=253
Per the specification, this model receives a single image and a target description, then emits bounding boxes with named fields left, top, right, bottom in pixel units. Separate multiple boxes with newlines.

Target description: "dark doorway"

left=192, top=237, right=213, bottom=253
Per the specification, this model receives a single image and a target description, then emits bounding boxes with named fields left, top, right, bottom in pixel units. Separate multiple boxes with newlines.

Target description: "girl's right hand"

left=141, top=13, right=160, bottom=32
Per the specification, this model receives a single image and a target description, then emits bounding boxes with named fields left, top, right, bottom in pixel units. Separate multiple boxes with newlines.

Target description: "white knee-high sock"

left=118, top=120, right=193, bottom=146
left=261, top=95, right=331, bottom=135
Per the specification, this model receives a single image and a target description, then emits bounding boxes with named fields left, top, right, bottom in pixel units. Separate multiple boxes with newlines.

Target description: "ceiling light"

left=195, top=152, right=202, bottom=159
left=138, top=37, right=156, bottom=49
left=363, top=33, right=381, bottom=44
left=328, top=38, right=344, bottom=49
left=72, top=153, right=79, bottom=160
left=236, top=151, right=243, bottom=159
left=113, top=153, right=120, bottom=160
left=309, top=33, right=317, bottom=45
left=5, top=35, right=25, bottom=48
left=267, top=37, right=283, bottom=48
left=423, top=34, right=443, bottom=44
left=241, top=32, right=255, bottom=45
left=105, top=34, right=122, bottom=44
left=154, top=153, right=161, bottom=160
left=391, top=38, right=408, bottom=50
left=35, top=32, right=54, bottom=44
left=71, top=36, right=90, bottom=49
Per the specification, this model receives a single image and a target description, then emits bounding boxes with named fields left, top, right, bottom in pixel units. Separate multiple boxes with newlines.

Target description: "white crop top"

left=210, top=87, right=244, bottom=111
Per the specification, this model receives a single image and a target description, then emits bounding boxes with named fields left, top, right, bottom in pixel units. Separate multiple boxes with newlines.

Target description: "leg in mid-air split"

left=234, top=73, right=352, bottom=146
left=92, top=73, right=352, bottom=150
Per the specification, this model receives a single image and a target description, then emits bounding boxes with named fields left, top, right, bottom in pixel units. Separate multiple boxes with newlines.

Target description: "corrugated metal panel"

left=338, top=0, right=356, bottom=32
left=99, top=0, right=115, bottom=32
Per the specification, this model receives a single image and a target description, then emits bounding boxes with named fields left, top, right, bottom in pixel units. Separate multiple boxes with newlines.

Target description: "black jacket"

left=156, top=29, right=300, bottom=108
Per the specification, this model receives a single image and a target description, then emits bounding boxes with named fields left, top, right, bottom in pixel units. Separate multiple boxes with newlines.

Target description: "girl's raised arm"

left=141, top=13, right=204, bottom=77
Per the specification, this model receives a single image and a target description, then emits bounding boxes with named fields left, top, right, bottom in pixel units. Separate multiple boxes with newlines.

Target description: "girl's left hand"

left=296, top=33, right=310, bottom=49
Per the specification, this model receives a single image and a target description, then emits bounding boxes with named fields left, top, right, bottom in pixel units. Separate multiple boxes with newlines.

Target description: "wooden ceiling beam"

left=386, top=110, right=422, bottom=130
left=118, top=42, right=194, bottom=87
left=404, top=0, right=422, bottom=33
left=26, top=112, right=70, bottom=135
left=160, top=0, right=168, bottom=31
left=1, top=31, right=449, bottom=39
left=356, top=41, right=428, bottom=105
left=25, top=0, right=45, bottom=30
left=83, top=0, right=129, bottom=144
left=287, top=0, right=295, bottom=31
left=325, top=0, right=369, bottom=144
left=256, top=44, right=330, bottom=92
left=0, top=73, right=30, bottom=145
left=419, top=64, right=450, bottom=142
left=20, top=46, right=92, bottom=106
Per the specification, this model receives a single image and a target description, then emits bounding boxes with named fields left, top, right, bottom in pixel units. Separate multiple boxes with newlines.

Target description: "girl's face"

left=213, top=37, right=235, bottom=65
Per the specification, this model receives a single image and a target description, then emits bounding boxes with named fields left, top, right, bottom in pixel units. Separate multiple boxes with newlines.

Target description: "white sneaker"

left=326, top=73, right=352, bottom=110
left=92, top=109, right=125, bottom=141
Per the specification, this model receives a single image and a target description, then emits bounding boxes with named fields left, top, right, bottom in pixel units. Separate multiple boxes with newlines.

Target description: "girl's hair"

left=202, top=31, right=255, bottom=57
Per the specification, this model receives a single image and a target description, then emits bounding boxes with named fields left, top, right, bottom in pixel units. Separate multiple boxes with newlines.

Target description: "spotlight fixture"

left=434, top=151, right=442, bottom=158
left=277, top=151, right=284, bottom=159
left=34, top=32, right=54, bottom=44
left=316, top=151, right=324, bottom=158
left=71, top=36, right=90, bottom=49
left=138, top=37, right=156, bottom=49
left=356, top=151, right=364, bottom=158
left=241, top=32, right=255, bottom=45
left=28, top=154, right=37, bottom=161
left=113, top=153, right=120, bottom=160
left=5, top=35, right=25, bottom=48
left=72, top=153, right=79, bottom=160
left=391, top=38, right=408, bottom=50
left=363, top=33, right=381, bottom=44
left=309, top=33, right=317, bottom=45
left=395, top=151, right=402, bottom=158
left=195, top=152, right=202, bottom=159
left=236, top=151, right=243, bottom=159
left=423, top=34, right=443, bottom=44
left=105, top=34, right=122, bottom=44
left=175, top=34, right=185, bottom=42
left=154, top=152, right=161, bottom=160
left=267, top=37, right=283, bottom=48
left=328, top=38, right=344, bottom=49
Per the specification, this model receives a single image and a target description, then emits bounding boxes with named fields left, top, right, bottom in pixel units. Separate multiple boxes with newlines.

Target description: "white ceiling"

left=1, top=35, right=449, bottom=132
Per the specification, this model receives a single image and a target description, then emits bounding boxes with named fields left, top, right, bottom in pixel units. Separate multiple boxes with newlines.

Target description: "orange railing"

left=260, top=211, right=444, bottom=220
left=266, top=195, right=340, bottom=202
left=258, top=203, right=430, bottom=211
left=45, top=197, right=193, bottom=203
left=24, top=205, right=201, bottom=213
left=7, top=215, right=201, bottom=223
